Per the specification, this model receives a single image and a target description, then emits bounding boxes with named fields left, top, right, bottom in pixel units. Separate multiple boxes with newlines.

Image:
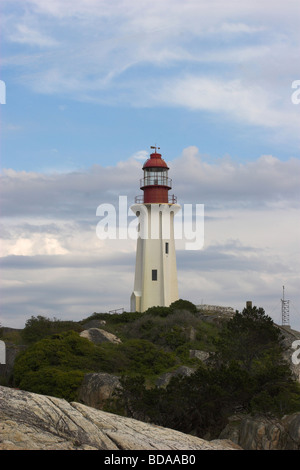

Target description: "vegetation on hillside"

left=113, top=305, right=300, bottom=437
left=7, top=300, right=300, bottom=438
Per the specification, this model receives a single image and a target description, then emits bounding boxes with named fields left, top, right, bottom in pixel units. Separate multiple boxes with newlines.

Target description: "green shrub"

left=118, top=339, right=176, bottom=375
left=169, top=299, right=197, bottom=314
left=81, top=311, right=144, bottom=326
left=144, top=306, right=171, bottom=317
left=14, top=331, right=104, bottom=378
left=13, top=332, right=177, bottom=399
left=143, top=300, right=197, bottom=318
left=21, top=315, right=83, bottom=344
left=16, top=367, right=85, bottom=401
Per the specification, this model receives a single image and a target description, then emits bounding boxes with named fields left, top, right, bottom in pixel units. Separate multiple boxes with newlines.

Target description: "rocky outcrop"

left=0, top=386, right=240, bottom=450
left=80, top=328, right=121, bottom=345
left=155, top=366, right=195, bottom=387
left=219, top=413, right=300, bottom=450
left=189, top=350, right=210, bottom=362
left=78, top=373, right=121, bottom=409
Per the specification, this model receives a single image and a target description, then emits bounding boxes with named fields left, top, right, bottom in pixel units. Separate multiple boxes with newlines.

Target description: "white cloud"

left=1, top=147, right=299, bottom=329
left=2, top=0, right=300, bottom=140
left=8, top=24, right=59, bottom=47
left=218, top=22, right=266, bottom=34
left=153, top=76, right=300, bottom=133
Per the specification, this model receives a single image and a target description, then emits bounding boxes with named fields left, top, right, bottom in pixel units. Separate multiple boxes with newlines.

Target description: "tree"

left=213, top=305, right=284, bottom=370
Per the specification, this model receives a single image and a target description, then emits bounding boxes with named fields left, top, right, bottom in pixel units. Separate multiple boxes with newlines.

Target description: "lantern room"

left=136, top=146, right=177, bottom=204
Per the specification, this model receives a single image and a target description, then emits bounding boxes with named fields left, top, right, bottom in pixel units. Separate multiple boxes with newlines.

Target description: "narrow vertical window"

left=152, top=269, right=157, bottom=281
left=165, top=242, right=169, bottom=254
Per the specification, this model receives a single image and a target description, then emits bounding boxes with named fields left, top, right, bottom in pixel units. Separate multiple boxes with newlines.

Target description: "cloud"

left=8, top=24, right=59, bottom=47
left=0, top=147, right=299, bottom=329
left=172, top=147, right=300, bottom=208
left=2, top=0, right=300, bottom=142
left=152, top=76, right=300, bottom=134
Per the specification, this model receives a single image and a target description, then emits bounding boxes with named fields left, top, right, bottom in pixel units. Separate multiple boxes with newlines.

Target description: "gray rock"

left=282, top=412, right=300, bottom=448
left=189, top=350, right=210, bottom=362
left=80, top=328, right=121, bottom=344
left=219, top=413, right=300, bottom=450
left=0, top=386, right=240, bottom=450
left=78, top=373, right=121, bottom=409
left=156, top=366, right=195, bottom=387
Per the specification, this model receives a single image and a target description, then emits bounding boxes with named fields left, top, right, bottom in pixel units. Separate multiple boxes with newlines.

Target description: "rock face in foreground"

left=219, top=413, right=300, bottom=450
left=0, top=386, right=239, bottom=450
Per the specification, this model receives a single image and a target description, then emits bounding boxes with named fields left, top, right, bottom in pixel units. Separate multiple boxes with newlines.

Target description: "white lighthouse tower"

left=130, top=146, right=180, bottom=312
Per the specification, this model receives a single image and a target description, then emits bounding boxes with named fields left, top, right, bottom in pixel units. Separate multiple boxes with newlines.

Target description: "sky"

left=1, top=0, right=300, bottom=330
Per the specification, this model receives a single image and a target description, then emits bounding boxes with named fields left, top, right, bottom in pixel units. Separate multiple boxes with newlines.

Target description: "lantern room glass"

left=142, top=168, right=171, bottom=187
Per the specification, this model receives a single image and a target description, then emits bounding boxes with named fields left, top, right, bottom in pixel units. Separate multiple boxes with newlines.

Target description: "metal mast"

left=281, top=285, right=290, bottom=327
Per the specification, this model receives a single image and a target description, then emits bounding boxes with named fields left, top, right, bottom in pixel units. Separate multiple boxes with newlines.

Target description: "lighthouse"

left=130, top=146, right=180, bottom=312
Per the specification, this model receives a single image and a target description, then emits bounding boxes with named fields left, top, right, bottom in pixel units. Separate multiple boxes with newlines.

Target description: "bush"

left=21, top=315, right=83, bottom=344
left=118, top=339, right=176, bottom=375
left=169, top=299, right=197, bottom=314
left=143, top=299, right=197, bottom=318
left=14, top=331, right=104, bottom=376
left=81, top=311, right=144, bottom=326
left=144, top=306, right=171, bottom=317
left=13, top=331, right=177, bottom=399
left=16, top=367, right=85, bottom=401
left=121, top=310, right=218, bottom=353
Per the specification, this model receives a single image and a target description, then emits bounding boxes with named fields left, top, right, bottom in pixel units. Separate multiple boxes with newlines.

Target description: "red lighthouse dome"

left=136, top=147, right=177, bottom=204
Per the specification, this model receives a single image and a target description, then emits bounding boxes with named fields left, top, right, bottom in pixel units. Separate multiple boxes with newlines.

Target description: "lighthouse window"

left=165, top=242, right=169, bottom=254
left=152, top=269, right=157, bottom=281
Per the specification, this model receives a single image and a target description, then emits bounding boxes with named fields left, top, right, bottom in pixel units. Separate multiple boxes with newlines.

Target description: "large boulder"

left=78, top=372, right=121, bottom=409
left=80, top=328, right=121, bottom=345
left=0, top=386, right=240, bottom=450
